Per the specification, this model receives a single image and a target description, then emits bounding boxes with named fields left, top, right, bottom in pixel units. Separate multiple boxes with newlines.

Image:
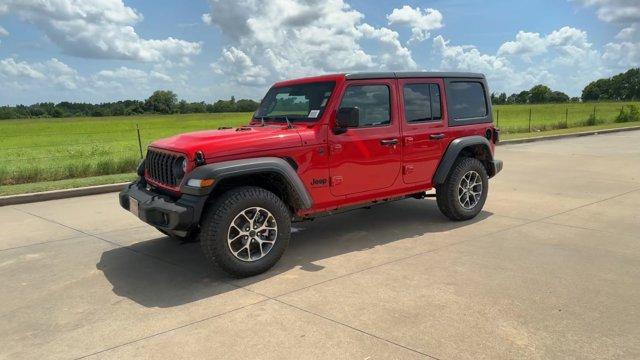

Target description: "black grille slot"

left=145, top=149, right=182, bottom=187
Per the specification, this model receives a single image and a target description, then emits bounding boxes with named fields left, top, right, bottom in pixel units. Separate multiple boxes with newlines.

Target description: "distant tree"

left=582, top=68, right=640, bottom=101
left=235, top=99, right=260, bottom=112
left=0, top=106, right=17, bottom=120
left=515, top=90, right=530, bottom=104
left=549, top=91, right=570, bottom=103
left=529, top=85, right=552, bottom=103
left=144, top=90, right=177, bottom=114
left=212, top=98, right=237, bottom=112
left=497, top=92, right=507, bottom=105
left=177, top=100, right=189, bottom=114
left=582, top=78, right=611, bottom=101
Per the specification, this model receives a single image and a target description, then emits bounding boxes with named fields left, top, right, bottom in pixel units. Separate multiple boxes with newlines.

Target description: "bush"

left=585, top=113, right=603, bottom=126
left=615, top=105, right=640, bottom=123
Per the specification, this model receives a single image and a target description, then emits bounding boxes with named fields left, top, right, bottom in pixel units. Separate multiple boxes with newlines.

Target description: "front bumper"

left=119, top=179, right=207, bottom=235
left=489, top=159, right=503, bottom=177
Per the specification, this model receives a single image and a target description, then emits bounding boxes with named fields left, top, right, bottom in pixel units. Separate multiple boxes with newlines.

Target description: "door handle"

left=380, top=138, right=399, bottom=146
left=429, top=133, right=445, bottom=140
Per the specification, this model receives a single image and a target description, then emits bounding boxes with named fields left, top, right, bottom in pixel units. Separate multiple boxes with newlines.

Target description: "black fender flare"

left=180, top=157, right=313, bottom=210
left=432, top=136, right=494, bottom=185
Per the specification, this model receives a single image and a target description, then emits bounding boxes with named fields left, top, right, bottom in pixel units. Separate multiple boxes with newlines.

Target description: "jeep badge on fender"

left=119, top=72, right=502, bottom=277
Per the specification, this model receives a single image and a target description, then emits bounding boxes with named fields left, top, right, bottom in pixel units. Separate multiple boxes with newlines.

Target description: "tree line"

left=1, top=68, right=639, bottom=120
left=0, top=90, right=260, bottom=120
left=492, top=68, right=639, bottom=105
left=581, top=68, right=640, bottom=101
left=491, top=85, right=577, bottom=105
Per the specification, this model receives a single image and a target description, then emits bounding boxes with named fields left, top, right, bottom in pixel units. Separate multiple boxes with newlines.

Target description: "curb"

left=2, top=125, right=639, bottom=206
left=0, top=182, right=128, bottom=207
left=498, top=125, right=640, bottom=145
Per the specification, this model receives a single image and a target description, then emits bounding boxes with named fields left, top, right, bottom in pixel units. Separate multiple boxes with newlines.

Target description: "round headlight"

left=173, top=157, right=187, bottom=179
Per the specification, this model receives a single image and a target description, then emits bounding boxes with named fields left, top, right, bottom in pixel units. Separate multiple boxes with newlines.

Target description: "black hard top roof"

left=344, top=71, right=485, bottom=80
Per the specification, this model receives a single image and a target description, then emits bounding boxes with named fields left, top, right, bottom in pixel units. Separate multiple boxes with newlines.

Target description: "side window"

left=403, top=83, right=442, bottom=122
left=447, top=81, right=487, bottom=120
left=339, top=85, right=390, bottom=127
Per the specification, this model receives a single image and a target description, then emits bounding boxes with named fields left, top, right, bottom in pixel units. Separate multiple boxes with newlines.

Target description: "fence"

left=492, top=103, right=635, bottom=133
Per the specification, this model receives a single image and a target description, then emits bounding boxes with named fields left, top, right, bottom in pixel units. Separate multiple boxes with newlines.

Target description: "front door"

left=398, top=78, right=447, bottom=185
left=329, top=80, right=402, bottom=196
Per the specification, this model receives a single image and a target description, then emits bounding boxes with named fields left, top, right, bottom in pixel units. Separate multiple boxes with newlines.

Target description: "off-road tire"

left=436, top=157, right=488, bottom=221
left=199, top=186, right=291, bottom=277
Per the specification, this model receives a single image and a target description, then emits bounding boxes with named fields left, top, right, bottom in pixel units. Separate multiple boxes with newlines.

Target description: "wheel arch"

left=433, top=136, right=495, bottom=185
left=181, top=157, right=312, bottom=213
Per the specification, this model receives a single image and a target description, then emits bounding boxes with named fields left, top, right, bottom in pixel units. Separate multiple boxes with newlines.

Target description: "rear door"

left=328, top=79, right=401, bottom=196
left=398, top=78, right=447, bottom=184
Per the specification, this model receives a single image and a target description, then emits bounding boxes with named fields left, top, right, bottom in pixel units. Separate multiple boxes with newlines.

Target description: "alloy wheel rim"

left=458, top=171, right=483, bottom=209
left=227, top=207, right=278, bottom=262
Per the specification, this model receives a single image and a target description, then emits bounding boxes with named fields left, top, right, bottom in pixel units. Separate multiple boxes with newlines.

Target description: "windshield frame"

left=253, top=81, right=336, bottom=123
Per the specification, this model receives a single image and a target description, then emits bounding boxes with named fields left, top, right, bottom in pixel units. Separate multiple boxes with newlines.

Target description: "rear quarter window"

left=447, top=81, right=489, bottom=122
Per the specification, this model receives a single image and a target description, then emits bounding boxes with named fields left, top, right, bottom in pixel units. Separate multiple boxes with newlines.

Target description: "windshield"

left=254, top=81, right=335, bottom=121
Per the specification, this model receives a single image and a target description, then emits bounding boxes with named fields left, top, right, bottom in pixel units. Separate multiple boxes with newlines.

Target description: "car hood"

left=150, top=124, right=303, bottom=160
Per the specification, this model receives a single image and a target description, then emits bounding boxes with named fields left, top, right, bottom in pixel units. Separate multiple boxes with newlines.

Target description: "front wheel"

left=436, top=157, right=488, bottom=221
left=199, top=186, right=291, bottom=277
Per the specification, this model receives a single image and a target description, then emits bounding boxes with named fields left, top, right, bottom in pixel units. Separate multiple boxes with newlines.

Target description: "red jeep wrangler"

left=120, top=72, right=502, bottom=277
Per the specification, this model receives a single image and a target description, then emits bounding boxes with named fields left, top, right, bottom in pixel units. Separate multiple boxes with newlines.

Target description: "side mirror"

left=334, top=107, right=359, bottom=134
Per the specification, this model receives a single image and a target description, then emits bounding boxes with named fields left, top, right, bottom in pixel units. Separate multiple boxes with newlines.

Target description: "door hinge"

left=330, top=144, right=343, bottom=155
left=404, top=137, right=414, bottom=146
left=330, top=176, right=343, bottom=186
left=403, top=165, right=415, bottom=175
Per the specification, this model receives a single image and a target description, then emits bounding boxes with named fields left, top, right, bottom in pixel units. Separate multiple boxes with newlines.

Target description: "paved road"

left=2, top=131, right=640, bottom=359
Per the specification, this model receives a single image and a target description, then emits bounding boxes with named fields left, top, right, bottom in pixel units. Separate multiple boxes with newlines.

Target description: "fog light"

left=187, top=178, right=215, bottom=188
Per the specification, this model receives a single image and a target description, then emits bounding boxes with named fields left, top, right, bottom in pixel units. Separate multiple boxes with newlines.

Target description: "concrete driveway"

left=2, top=131, right=639, bottom=359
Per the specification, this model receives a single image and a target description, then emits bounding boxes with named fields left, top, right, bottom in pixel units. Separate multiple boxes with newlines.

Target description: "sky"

left=0, top=0, right=638, bottom=105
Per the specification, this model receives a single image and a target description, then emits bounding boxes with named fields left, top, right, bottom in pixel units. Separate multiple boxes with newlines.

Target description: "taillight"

left=485, top=128, right=493, bottom=140
left=485, top=127, right=499, bottom=144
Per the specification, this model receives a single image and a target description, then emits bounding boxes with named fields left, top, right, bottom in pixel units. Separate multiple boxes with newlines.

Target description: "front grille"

left=145, top=149, right=182, bottom=187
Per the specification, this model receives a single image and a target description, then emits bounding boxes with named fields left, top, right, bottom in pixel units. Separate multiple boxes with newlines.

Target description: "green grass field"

left=493, top=101, right=639, bottom=132
left=0, top=113, right=249, bottom=187
left=0, top=101, right=639, bottom=195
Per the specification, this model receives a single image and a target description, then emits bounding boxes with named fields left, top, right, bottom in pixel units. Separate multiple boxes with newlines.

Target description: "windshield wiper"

left=254, top=115, right=295, bottom=128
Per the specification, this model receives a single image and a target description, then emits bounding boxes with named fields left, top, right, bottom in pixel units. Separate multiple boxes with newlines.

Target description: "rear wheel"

left=436, top=157, right=488, bottom=221
left=199, top=186, right=291, bottom=277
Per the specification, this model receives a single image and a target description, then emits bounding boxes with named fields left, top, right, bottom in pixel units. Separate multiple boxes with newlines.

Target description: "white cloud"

left=357, top=24, right=417, bottom=69
left=0, top=57, right=83, bottom=90
left=95, top=66, right=172, bottom=84
left=433, top=35, right=514, bottom=79
left=211, top=47, right=270, bottom=85
left=387, top=5, right=443, bottom=43
left=0, top=58, right=45, bottom=79
left=571, top=0, right=640, bottom=68
left=201, top=13, right=212, bottom=25
left=0, top=26, right=8, bottom=37
left=615, top=24, right=637, bottom=40
left=546, top=26, right=590, bottom=48
left=2, top=0, right=201, bottom=62
left=433, top=31, right=607, bottom=96
left=498, top=27, right=591, bottom=61
left=572, top=0, right=640, bottom=24
left=45, top=58, right=81, bottom=89
left=202, top=0, right=418, bottom=86
left=603, top=41, right=640, bottom=67
left=498, top=31, right=547, bottom=60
